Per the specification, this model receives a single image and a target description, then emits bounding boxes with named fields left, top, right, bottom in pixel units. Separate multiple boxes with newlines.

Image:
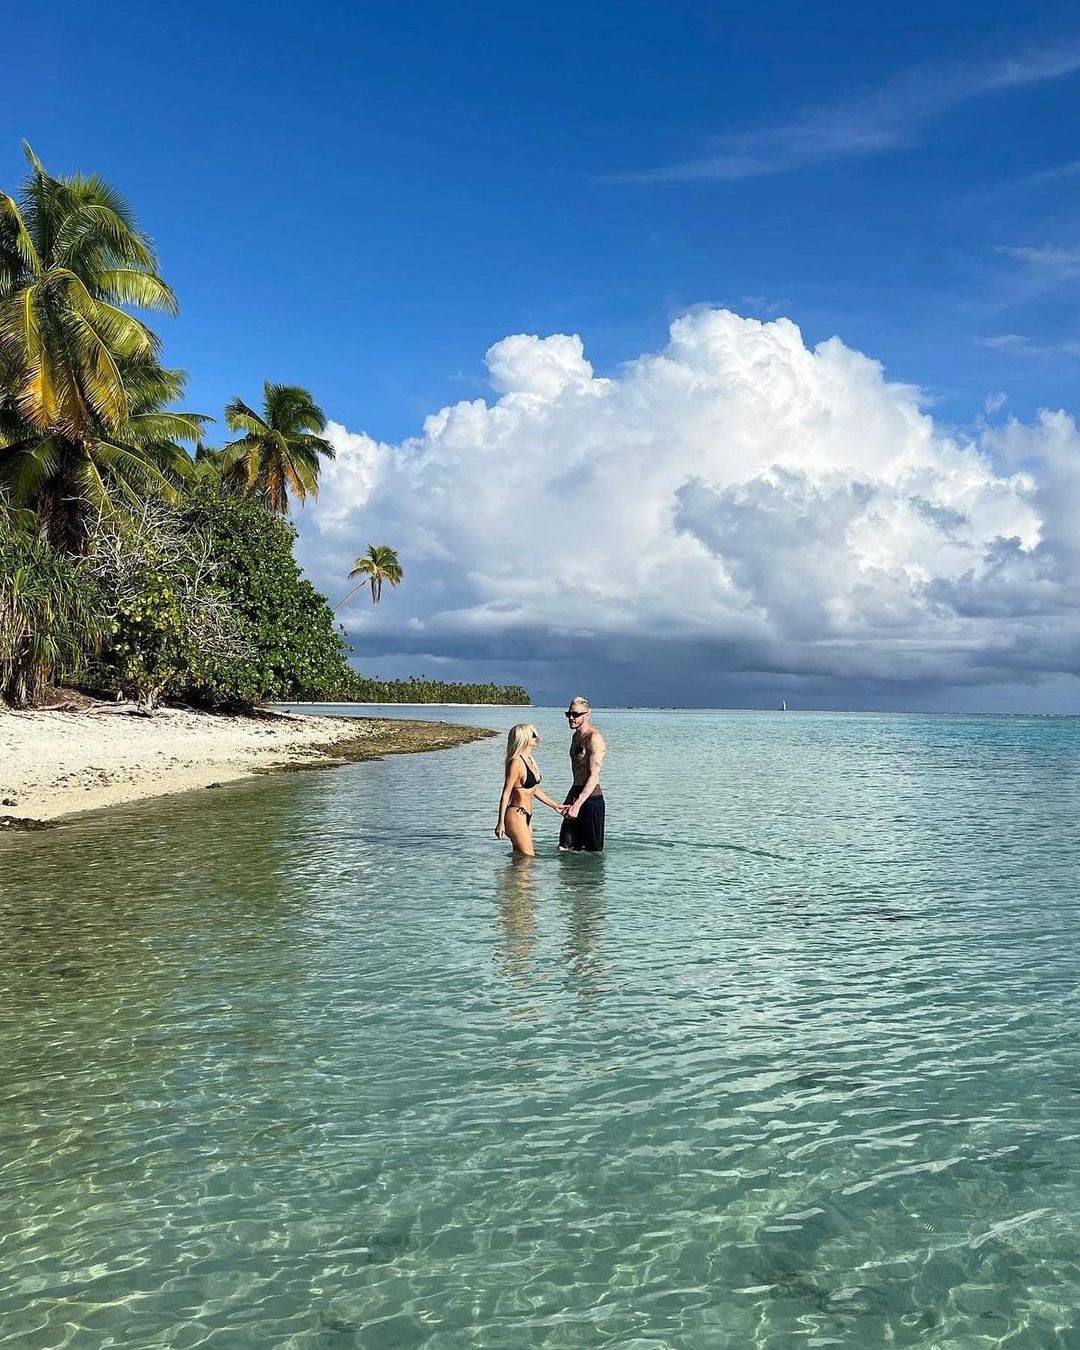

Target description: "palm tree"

left=335, top=545, right=404, bottom=610
left=0, top=361, right=202, bottom=547
left=188, top=441, right=229, bottom=487
left=0, top=144, right=187, bottom=549
left=222, top=382, right=334, bottom=514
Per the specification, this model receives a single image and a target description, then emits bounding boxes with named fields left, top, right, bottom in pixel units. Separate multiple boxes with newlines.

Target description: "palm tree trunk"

left=333, top=581, right=370, bottom=612
left=39, top=453, right=89, bottom=556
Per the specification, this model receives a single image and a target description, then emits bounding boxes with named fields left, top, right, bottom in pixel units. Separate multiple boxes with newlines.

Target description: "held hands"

left=564, top=802, right=581, bottom=820
left=496, top=801, right=573, bottom=833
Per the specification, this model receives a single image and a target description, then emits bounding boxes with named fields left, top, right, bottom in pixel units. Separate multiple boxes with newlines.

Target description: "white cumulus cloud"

left=295, top=309, right=1080, bottom=702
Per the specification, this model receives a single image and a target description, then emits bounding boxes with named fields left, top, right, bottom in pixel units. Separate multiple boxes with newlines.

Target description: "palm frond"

left=296, top=430, right=335, bottom=459
left=262, top=459, right=289, bottom=514
left=61, top=275, right=160, bottom=359
left=281, top=454, right=316, bottom=506
left=59, top=308, right=128, bottom=432
left=125, top=411, right=209, bottom=445
left=222, top=437, right=262, bottom=491
left=264, top=382, right=327, bottom=433
left=93, top=437, right=184, bottom=501
left=94, top=268, right=179, bottom=315
left=53, top=189, right=157, bottom=274
left=119, top=361, right=190, bottom=414
left=0, top=439, right=62, bottom=507
left=0, top=190, right=39, bottom=289
left=224, top=398, right=270, bottom=436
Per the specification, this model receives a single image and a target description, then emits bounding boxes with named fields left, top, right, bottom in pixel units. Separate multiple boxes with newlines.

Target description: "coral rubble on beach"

left=0, top=709, right=494, bottom=823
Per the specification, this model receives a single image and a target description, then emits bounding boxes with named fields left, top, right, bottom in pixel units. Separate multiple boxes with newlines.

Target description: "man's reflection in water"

left=559, top=854, right=608, bottom=1003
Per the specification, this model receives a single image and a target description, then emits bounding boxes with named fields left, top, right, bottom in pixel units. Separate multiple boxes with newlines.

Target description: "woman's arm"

left=534, top=788, right=567, bottom=814
left=494, top=763, right=522, bottom=837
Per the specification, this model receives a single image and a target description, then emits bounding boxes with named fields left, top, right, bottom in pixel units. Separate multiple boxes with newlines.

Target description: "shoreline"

left=0, top=709, right=495, bottom=828
left=279, top=701, right=529, bottom=708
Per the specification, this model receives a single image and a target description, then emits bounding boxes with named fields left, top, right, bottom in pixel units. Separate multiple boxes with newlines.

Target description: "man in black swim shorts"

left=559, top=696, right=606, bottom=852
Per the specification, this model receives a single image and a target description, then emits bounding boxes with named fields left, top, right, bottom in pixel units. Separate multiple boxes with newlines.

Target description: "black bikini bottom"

left=512, top=805, right=532, bottom=826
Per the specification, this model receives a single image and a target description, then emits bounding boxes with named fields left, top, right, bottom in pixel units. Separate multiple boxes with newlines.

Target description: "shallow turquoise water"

left=3, top=707, right=1080, bottom=1348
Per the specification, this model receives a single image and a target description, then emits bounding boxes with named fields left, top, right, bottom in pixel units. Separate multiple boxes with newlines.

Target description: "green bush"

left=87, top=500, right=257, bottom=706
left=180, top=488, right=357, bottom=701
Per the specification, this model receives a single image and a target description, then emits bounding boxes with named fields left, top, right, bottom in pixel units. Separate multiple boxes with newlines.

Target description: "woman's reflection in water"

left=495, top=856, right=541, bottom=1020
left=559, top=854, right=608, bottom=1003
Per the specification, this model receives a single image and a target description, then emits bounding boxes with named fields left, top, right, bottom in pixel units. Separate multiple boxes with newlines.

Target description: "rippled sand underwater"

left=3, top=707, right=1080, bottom=1348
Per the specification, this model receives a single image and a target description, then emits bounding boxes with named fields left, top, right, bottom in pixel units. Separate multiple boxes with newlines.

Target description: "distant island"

left=338, top=678, right=529, bottom=705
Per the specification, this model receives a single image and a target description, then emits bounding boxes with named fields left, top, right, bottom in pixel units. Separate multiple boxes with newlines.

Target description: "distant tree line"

left=0, top=145, right=529, bottom=709
left=344, top=677, right=530, bottom=705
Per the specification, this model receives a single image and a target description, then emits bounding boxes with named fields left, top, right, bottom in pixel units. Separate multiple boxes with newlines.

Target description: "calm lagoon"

left=3, top=707, right=1080, bottom=1347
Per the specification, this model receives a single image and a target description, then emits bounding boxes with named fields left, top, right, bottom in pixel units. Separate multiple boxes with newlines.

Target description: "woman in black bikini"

left=494, top=723, right=566, bottom=856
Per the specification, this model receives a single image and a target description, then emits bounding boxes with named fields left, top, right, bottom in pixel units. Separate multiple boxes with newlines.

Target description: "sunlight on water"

left=2, top=708, right=1080, bottom=1347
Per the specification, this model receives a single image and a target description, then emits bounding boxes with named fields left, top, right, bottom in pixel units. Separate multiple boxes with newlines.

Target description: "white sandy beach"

left=0, top=708, right=355, bottom=822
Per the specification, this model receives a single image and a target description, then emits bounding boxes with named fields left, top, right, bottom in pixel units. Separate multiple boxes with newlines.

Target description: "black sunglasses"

left=564, top=709, right=586, bottom=719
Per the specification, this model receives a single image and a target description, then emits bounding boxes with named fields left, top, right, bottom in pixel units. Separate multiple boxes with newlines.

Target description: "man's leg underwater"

left=578, top=796, right=605, bottom=852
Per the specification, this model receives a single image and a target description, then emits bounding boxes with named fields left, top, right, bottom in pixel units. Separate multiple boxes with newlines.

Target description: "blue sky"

left=8, top=2, right=1080, bottom=707
left=9, top=0, right=1080, bottom=439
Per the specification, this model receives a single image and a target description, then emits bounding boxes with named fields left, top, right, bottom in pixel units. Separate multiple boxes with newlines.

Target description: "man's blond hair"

left=569, top=695, right=590, bottom=711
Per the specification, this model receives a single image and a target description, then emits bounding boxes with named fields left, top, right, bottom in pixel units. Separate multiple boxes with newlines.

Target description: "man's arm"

left=566, top=732, right=605, bottom=817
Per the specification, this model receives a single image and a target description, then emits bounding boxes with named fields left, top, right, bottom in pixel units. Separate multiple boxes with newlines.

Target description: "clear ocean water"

left=3, top=707, right=1080, bottom=1348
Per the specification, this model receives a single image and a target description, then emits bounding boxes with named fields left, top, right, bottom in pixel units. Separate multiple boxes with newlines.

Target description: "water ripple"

left=2, top=709, right=1079, bottom=1347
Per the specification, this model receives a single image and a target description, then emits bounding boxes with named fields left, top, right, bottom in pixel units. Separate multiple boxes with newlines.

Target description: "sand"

left=0, top=707, right=495, bottom=825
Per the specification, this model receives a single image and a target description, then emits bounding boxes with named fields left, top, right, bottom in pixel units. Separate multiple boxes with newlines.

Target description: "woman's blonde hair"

left=505, top=723, right=539, bottom=767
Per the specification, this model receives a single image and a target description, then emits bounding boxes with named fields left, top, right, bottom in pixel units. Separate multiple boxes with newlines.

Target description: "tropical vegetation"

left=336, top=544, right=404, bottom=609
left=0, top=146, right=199, bottom=552
left=222, top=383, right=334, bottom=515
left=0, top=513, right=106, bottom=706
left=0, top=145, right=529, bottom=710
left=347, top=676, right=530, bottom=704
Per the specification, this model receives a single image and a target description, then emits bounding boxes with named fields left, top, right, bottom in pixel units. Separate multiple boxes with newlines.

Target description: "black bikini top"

left=519, top=756, right=541, bottom=789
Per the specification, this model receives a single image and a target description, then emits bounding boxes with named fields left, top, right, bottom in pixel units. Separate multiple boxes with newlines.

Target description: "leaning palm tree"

left=222, top=382, right=334, bottom=514
left=0, top=143, right=184, bottom=550
left=335, top=545, right=404, bottom=610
